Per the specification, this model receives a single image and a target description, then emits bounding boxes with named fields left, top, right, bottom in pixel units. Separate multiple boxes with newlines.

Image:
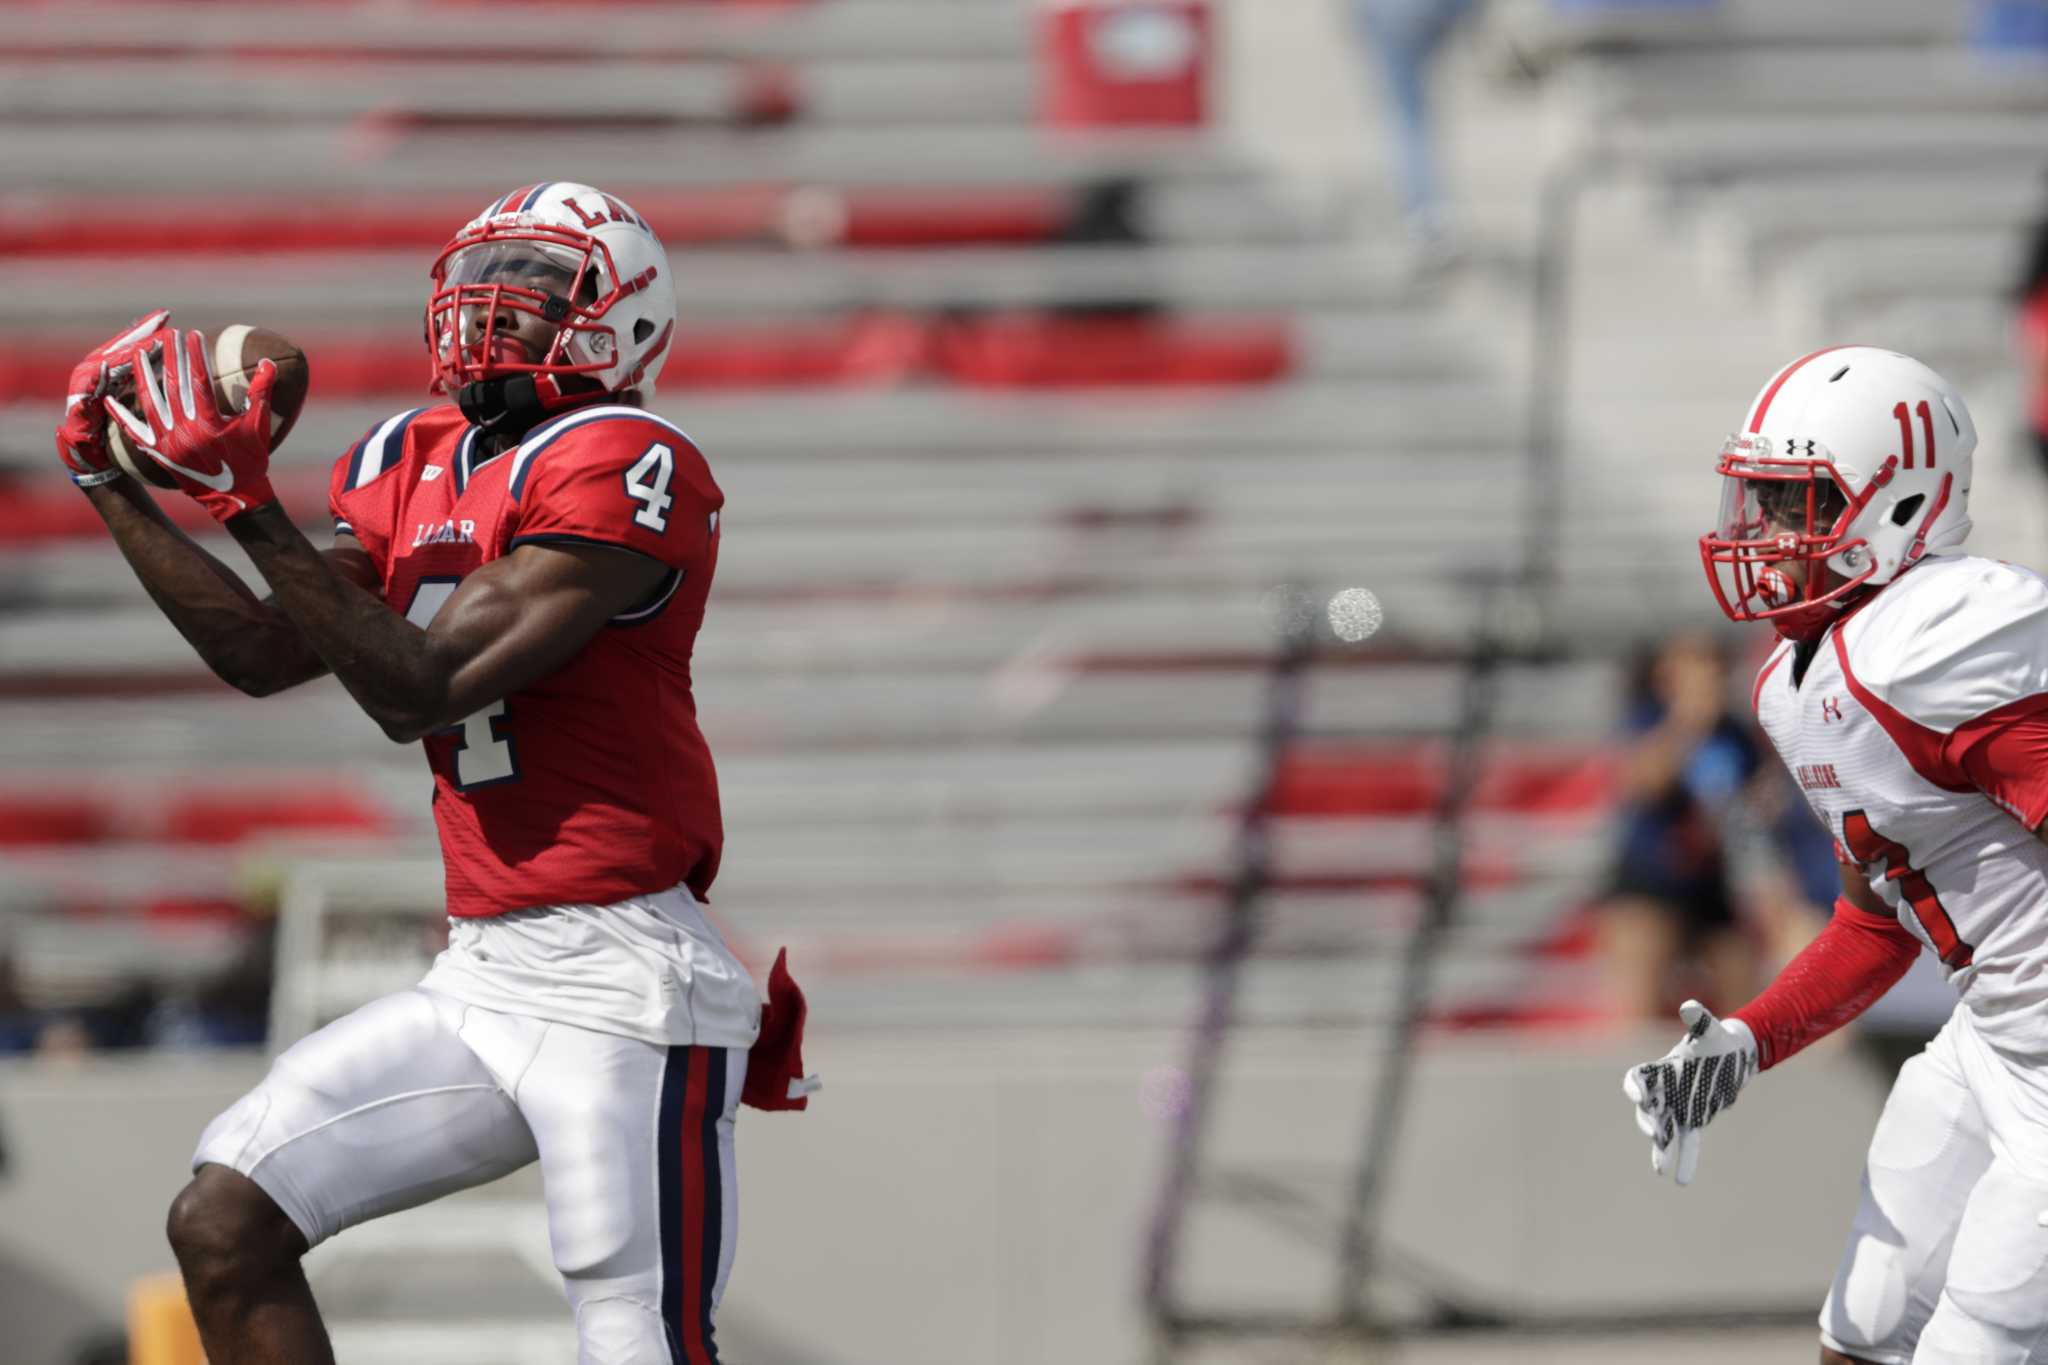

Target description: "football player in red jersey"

left=55, top=183, right=811, bottom=1365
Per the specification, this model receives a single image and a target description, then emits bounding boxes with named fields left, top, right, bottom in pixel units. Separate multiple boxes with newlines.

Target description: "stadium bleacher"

left=1507, top=0, right=2044, bottom=566
left=0, top=0, right=1604, bottom=1044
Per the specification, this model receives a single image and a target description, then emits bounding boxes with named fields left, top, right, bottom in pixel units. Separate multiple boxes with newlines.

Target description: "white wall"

left=0, top=1025, right=1888, bottom=1365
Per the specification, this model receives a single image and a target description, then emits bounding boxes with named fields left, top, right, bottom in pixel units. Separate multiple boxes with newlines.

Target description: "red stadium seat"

left=933, top=314, right=1293, bottom=388
left=1266, top=744, right=1617, bottom=817
left=138, top=895, right=252, bottom=924
left=0, top=794, right=113, bottom=847
left=0, top=313, right=1293, bottom=401
left=0, top=473, right=329, bottom=546
left=660, top=315, right=933, bottom=388
left=0, top=783, right=393, bottom=847
left=160, top=786, right=393, bottom=845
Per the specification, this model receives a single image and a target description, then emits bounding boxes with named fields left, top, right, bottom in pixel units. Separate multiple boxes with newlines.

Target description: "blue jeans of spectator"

left=1352, top=0, right=1478, bottom=237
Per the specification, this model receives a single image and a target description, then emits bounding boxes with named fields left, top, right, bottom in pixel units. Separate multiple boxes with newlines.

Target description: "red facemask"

left=1699, top=435, right=1878, bottom=642
left=424, top=224, right=620, bottom=398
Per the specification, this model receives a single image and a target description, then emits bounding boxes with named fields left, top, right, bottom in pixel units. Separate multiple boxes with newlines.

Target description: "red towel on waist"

left=743, top=947, right=818, bottom=1112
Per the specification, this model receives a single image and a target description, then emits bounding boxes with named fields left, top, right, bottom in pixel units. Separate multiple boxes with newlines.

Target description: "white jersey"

left=1755, top=553, right=2048, bottom=1066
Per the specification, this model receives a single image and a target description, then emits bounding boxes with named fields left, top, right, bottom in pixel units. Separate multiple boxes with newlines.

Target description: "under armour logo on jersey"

left=421, top=465, right=445, bottom=482
left=1821, top=696, right=1844, bottom=723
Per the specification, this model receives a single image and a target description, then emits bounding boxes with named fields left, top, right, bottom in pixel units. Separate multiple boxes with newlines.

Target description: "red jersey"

left=328, top=402, right=725, bottom=917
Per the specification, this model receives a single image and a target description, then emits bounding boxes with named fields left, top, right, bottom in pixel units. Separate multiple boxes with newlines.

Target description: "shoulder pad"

left=506, top=404, right=700, bottom=502
left=1846, top=555, right=2048, bottom=731
left=337, top=406, right=449, bottom=493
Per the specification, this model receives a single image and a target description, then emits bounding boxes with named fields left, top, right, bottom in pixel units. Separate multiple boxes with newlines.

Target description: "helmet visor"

left=1701, top=434, right=1861, bottom=623
left=445, top=239, right=597, bottom=303
left=427, top=227, right=618, bottom=391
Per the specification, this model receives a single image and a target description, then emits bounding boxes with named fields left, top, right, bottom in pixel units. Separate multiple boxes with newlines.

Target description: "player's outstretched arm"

left=225, top=504, right=666, bottom=742
left=1734, top=864, right=1922, bottom=1070
left=1620, top=865, right=1920, bottom=1184
left=82, top=478, right=373, bottom=696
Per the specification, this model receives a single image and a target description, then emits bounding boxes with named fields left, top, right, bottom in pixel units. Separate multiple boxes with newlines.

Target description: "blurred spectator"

left=1596, top=633, right=1761, bottom=1019
left=1975, top=0, right=2048, bottom=56
left=0, top=948, right=10, bottom=1173
left=1063, top=176, right=1149, bottom=248
left=1348, top=0, right=1482, bottom=263
left=2014, top=205, right=2048, bottom=480
left=0, top=941, right=36, bottom=1055
left=68, top=1333, right=128, bottom=1365
left=148, top=919, right=277, bottom=1050
left=1056, top=177, right=1160, bottom=317
left=24, top=980, right=161, bottom=1061
left=34, top=1016, right=94, bottom=1065
left=1739, top=764, right=1839, bottom=971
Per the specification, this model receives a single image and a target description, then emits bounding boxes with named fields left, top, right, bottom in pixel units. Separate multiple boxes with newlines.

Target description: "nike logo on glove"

left=145, top=450, right=236, bottom=492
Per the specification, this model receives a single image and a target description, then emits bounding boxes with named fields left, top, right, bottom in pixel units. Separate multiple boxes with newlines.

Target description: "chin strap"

left=1772, top=581, right=1879, bottom=644
left=454, top=374, right=607, bottom=442
left=1898, top=472, right=1954, bottom=572
left=1778, top=470, right=1956, bottom=642
left=1770, top=608, right=1835, bottom=645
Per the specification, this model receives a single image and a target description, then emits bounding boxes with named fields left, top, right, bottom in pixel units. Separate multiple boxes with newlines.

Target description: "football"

left=107, top=324, right=310, bottom=488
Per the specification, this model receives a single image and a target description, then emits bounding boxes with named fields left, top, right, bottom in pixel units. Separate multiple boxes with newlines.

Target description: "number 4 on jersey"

left=1841, top=809, right=1974, bottom=969
left=404, top=580, right=517, bottom=790
left=624, top=442, right=673, bottom=532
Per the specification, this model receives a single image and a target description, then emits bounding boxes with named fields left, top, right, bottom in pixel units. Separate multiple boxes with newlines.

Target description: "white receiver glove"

left=1621, top=999, right=1759, bottom=1186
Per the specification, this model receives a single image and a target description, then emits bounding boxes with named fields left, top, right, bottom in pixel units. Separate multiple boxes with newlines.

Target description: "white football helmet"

left=1701, top=346, right=1975, bottom=640
left=425, top=182, right=677, bottom=414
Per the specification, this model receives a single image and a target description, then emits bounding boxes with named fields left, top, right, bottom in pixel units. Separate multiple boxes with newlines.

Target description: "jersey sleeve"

left=327, top=447, right=359, bottom=541
left=506, top=415, right=722, bottom=574
left=1732, top=895, right=1921, bottom=1069
left=1953, top=700, right=2048, bottom=830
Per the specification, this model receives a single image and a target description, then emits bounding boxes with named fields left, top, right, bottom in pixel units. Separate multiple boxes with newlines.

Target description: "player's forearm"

left=229, top=505, right=449, bottom=740
left=83, top=478, right=323, bottom=696
left=1731, top=897, right=1921, bottom=1069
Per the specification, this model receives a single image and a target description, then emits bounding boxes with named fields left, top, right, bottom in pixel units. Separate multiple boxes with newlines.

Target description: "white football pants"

left=194, top=985, right=745, bottom=1364
left=1820, top=1004, right=2048, bottom=1364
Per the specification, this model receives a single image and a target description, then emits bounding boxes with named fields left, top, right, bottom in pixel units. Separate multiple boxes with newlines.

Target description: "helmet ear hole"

left=633, top=319, right=656, bottom=344
left=1891, top=494, right=1925, bottom=527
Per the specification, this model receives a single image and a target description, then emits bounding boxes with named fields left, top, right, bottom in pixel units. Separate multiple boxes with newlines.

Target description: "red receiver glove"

left=55, top=309, right=170, bottom=487
left=104, top=328, right=279, bottom=522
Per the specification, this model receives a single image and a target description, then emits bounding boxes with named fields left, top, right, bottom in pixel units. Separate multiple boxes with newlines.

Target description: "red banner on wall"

left=1042, top=0, right=1210, bottom=128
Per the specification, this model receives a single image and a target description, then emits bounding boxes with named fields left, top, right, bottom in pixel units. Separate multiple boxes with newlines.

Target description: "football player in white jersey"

left=1623, top=346, right=2048, bottom=1364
